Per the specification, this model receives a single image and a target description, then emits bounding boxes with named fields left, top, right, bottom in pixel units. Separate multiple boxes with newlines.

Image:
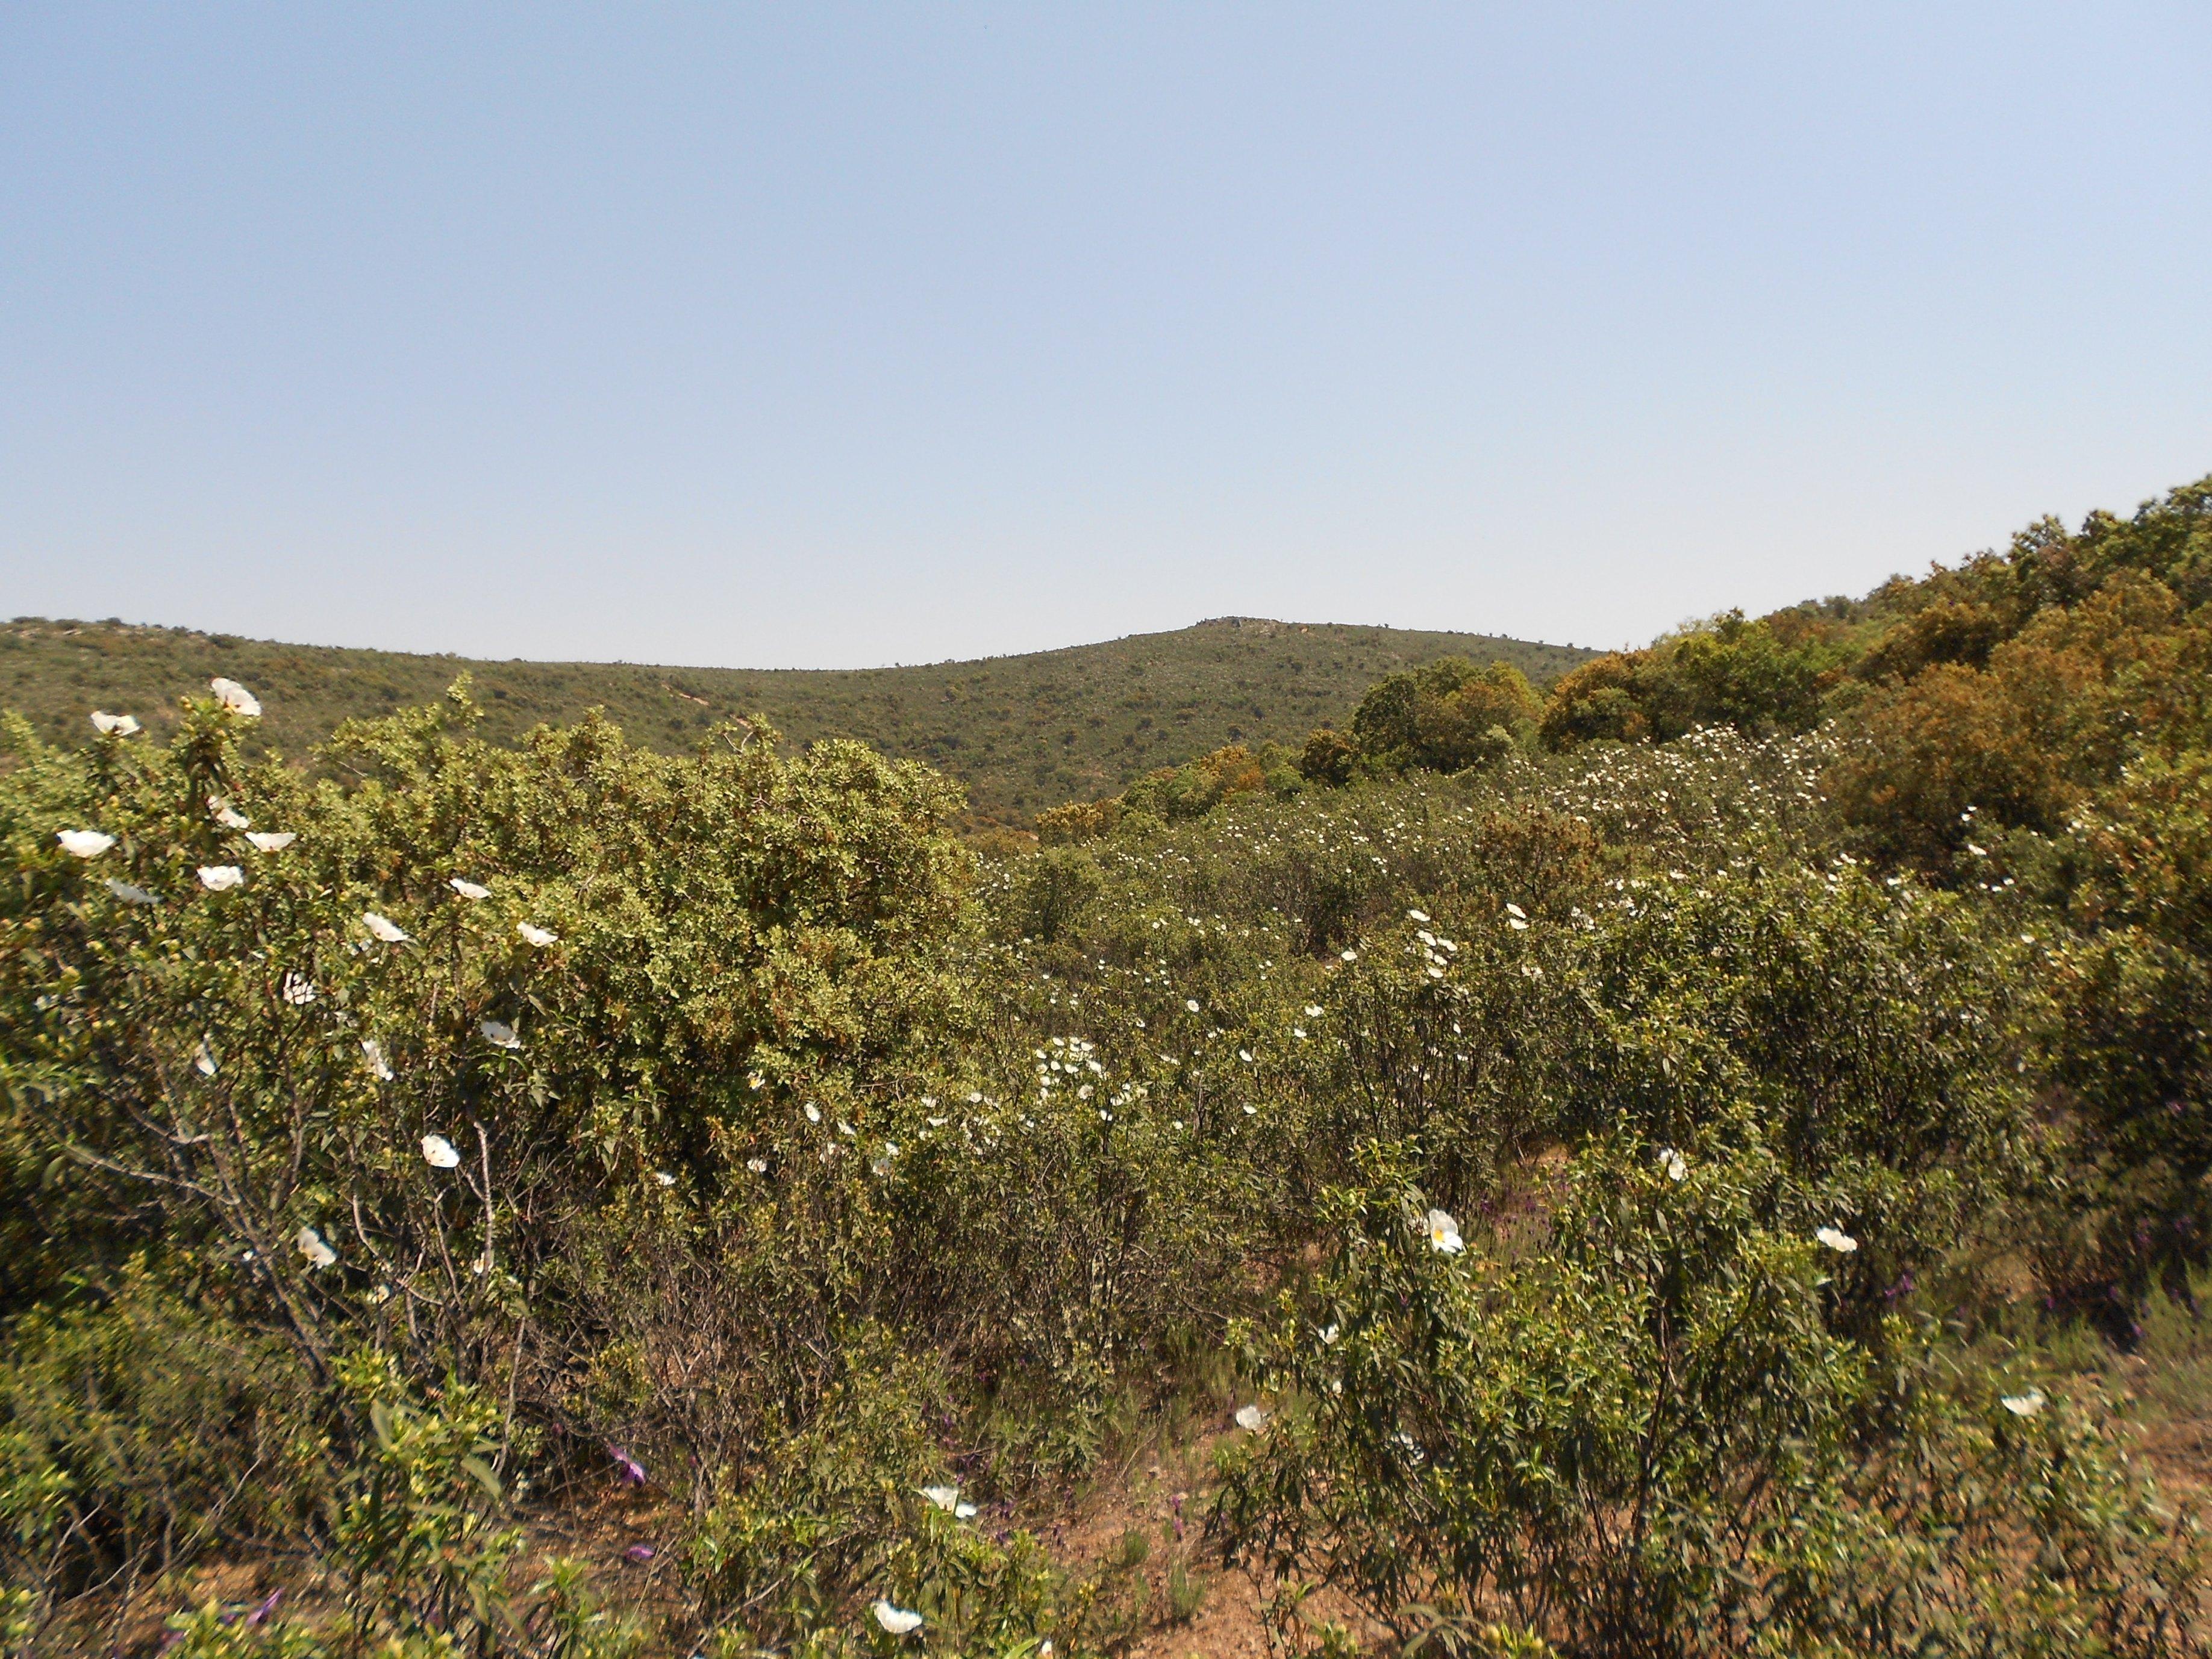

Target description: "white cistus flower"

left=745, top=1157, right=768, bottom=1175
left=1184, top=998, right=1201, bottom=1013
left=198, top=865, right=245, bottom=892
left=1234, top=1403, right=1270, bottom=1432
left=362, top=911, right=410, bottom=944
left=1814, top=1226, right=1859, bottom=1254
left=516, top=922, right=558, bottom=948
left=919, top=1484, right=960, bottom=1511
left=449, top=877, right=492, bottom=901
left=422, top=1134, right=461, bottom=1169
left=58, top=829, right=116, bottom=858
left=208, top=796, right=251, bottom=830
left=1660, top=1148, right=1688, bottom=1183
left=2001, top=1389, right=2046, bottom=1417
left=106, top=878, right=158, bottom=905
left=1426, top=1208, right=1464, bottom=1255
left=245, top=831, right=296, bottom=852
left=361, top=1039, right=394, bottom=1081
left=296, top=1225, right=337, bottom=1269
left=480, top=1019, right=520, bottom=1050
left=281, top=972, right=317, bottom=1006
left=90, top=710, right=141, bottom=736
left=210, top=678, right=261, bottom=717
left=871, top=1602, right=923, bottom=1637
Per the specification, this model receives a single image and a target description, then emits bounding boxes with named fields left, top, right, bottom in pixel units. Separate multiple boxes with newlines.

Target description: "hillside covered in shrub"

left=0, top=618, right=1592, bottom=828
left=4, top=476, right=2212, bottom=1657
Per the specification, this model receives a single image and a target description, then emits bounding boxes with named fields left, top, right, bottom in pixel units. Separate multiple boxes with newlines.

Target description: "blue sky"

left=3, top=4, right=2207, bottom=667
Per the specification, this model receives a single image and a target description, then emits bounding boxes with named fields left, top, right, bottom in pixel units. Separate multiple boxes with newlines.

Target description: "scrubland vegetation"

left=0, top=619, right=1587, bottom=828
left=6, top=477, right=2212, bottom=1656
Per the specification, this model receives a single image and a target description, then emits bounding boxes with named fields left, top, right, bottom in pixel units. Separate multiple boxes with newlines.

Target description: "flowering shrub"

left=8, top=490, right=2212, bottom=1659
left=1213, top=1144, right=2202, bottom=1657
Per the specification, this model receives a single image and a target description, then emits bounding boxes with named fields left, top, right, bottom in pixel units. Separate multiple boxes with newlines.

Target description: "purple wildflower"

left=608, top=1443, right=646, bottom=1484
left=624, top=1543, right=657, bottom=1563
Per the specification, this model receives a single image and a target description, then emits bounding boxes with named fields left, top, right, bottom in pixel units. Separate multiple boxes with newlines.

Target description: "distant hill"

left=0, top=616, right=1595, bottom=825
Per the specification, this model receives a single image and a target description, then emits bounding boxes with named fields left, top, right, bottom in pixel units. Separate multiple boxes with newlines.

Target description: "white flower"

left=1426, top=1208, right=1464, bottom=1254
left=1234, top=1403, right=1270, bottom=1431
left=1505, top=902, right=1527, bottom=919
left=194, top=1038, right=217, bottom=1076
left=210, top=678, right=261, bottom=717
left=2001, top=1389, right=2046, bottom=1417
left=1814, top=1226, right=1858, bottom=1254
left=58, top=828, right=116, bottom=858
left=1318, top=1323, right=1340, bottom=1346
left=804, top=1103, right=822, bottom=1123
left=955, top=1501, right=978, bottom=1519
left=1507, top=916, right=1529, bottom=931
left=208, top=796, right=251, bottom=830
left=1185, top=998, right=1201, bottom=1013
left=1660, top=1148, right=1687, bottom=1183
left=517, top=922, right=558, bottom=948
left=197, top=865, right=245, bottom=892
left=1305, top=1005, right=1324, bottom=1017
left=106, top=877, right=158, bottom=904
left=245, top=831, right=295, bottom=852
left=296, top=1225, right=337, bottom=1269
left=1239, top=1049, right=1254, bottom=1063
left=1340, top=949, right=1357, bottom=962
left=422, top=1134, right=461, bottom=1169
left=654, top=1170, right=676, bottom=1187
left=91, top=710, right=142, bottom=736
left=281, top=972, right=317, bottom=1005
left=362, top=911, right=410, bottom=944
left=361, top=1039, right=394, bottom=1080
left=871, top=1602, right=923, bottom=1636
left=745, top=1157, right=768, bottom=1175
left=919, top=1484, right=960, bottom=1511
left=1407, top=908, right=1430, bottom=923
left=449, top=877, right=492, bottom=900
left=480, top=1019, right=521, bottom=1050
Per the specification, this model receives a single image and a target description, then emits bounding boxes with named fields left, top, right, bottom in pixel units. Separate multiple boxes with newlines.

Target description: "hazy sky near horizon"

left=4, top=5, right=2208, bottom=669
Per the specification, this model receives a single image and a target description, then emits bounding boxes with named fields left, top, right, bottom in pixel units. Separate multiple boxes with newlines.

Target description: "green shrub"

left=1214, top=1143, right=2203, bottom=1657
